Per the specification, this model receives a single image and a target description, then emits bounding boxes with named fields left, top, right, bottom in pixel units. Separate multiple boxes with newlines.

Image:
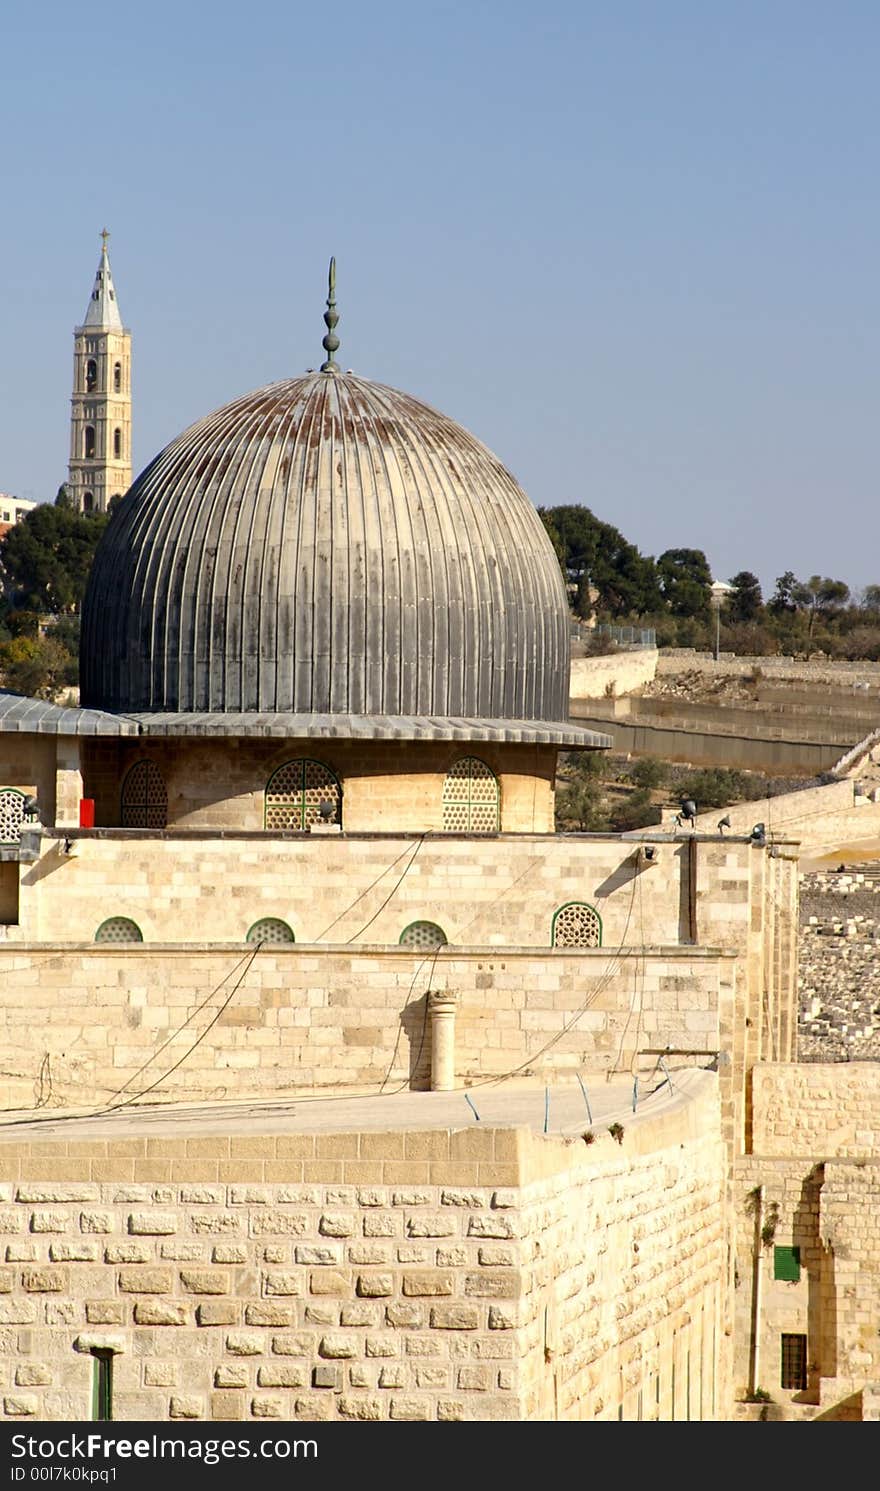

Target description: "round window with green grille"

left=399, top=921, right=448, bottom=951
left=246, top=918, right=295, bottom=946
left=95, top=917, right=144, bottom=943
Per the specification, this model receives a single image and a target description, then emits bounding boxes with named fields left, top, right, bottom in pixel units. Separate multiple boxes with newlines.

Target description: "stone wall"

left=82, top=740, right=559, bottom=835
left=734, top=1154, right=880, bottom=1417
left=656, top=652, right=880, bottom=687
left=751, top=1063, right=880, bottom=1157
left=0, top=1074, right=730, bottom=1422
left=18, top=832, right=697, bottom=946
left=569, top=650, right=658, bottom=700
left=0, top=943, right=730, bottom=1110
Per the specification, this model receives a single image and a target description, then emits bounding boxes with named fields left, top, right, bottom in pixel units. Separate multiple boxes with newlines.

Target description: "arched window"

left=551, top=902, right=602, bottom=948
left=86, top=359, right=97, bottom=392
left=113, top=362, right=122, bottom=392
left=0, top=789, right=26, bottom=846
left=95, top=917, right=143, bottom=943
left=84, top=425, right=96, bottom=459
left=246, top=918, right=295, bottom=946
left=113, top=428, right=122, bottom=458
left=442, top=756, right=499, bottom=832
left=83, top=492, right=94, bottom=512
left=121, top=760, right=167, bottom=828
left=265, top=759, right=342, bottom=831
left=399, top=921, right=447, bottom=951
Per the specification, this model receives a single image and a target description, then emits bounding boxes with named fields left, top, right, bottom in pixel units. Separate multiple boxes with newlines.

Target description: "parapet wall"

left=0, top=1073, right=730, bottom=1422
left=657, top=652, right=880, bottom=687
left=0, top=944, right=728, bottom=1110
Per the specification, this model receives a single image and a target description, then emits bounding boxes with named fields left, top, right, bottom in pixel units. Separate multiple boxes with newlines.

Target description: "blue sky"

left=1, top=1, right=878, bottom=600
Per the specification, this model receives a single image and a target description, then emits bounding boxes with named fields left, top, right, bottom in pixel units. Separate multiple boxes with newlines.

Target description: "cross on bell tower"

left=68, top=231, right=132, bottom=513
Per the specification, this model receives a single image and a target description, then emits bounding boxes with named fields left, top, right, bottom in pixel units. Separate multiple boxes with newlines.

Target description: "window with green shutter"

left=774, top=1245, right=801, bottom=1282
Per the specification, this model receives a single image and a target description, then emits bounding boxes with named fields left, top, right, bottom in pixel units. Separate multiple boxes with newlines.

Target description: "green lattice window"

left=246, top=918, right=295, bottom=946
left=442, top=757, right=499, bottom=832
left=399, top=921, right=447, bottom=951
left=95, top=917, right=143, bottom=943
left=121, top=760, right=167, bottom=828
left=774, top=1246, right=801, bottom=1282
left=0, top=789, right=26, bottom=846
left=265, top=759, right=342, bottom=831
left=551, top=902, right=602, bottom=948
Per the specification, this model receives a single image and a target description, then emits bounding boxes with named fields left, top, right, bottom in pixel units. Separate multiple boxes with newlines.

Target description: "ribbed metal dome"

left=80, top=370, right=571, bottom=719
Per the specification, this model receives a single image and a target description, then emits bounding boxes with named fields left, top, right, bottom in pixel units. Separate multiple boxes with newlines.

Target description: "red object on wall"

left=79, top=799, right=95, bottom=828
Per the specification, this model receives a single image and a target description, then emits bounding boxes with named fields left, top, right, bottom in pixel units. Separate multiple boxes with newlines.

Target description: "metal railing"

left=571, top=623, right=657, bottom=649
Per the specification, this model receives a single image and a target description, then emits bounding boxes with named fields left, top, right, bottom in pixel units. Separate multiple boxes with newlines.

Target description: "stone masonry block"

left=29, top=1211, right=69, bottom=1233
left=465, top=1272, right=518, bottom=1298
left=5, top=1247, right=35, bottom=1263
left=356, top=1273, right=393, bottom=1298
left=244, top=1304, right=294, bottom=1328
left=104, top=1244, right=152, bottom=1265
left=488, top=1305, right=517, bottom=1330
left=257, top=1365, right=308, bottom=1389
left=212, top=1245, right=247, bottom=1264
left=441, top=1191, right=486, bottom=1208
left=251, top=1396, right=284, bottom=1418
left=385, top=1303, right=424, bottom=1328
left=86, top=1302, right=124, bottom=1325
left=3, top=1395, right=38, bottom=1416
left=169, top=1396, right=203, bottom=1419
left=263, top=1271, right=304, bottom=1296
left=390, top=1397, right=431, bottom=1420
left=133, top=1302, right=188, bottom=1326
left=80, top=1212, right=114, bottom=1234
left=16, top=1185, right=98, bottom=1203
left=250, top=1212, right=308, bottom=1237
left=128, top=1212, right=178, bottom=1235
left=215, top=1365, right=249, bottom=1388
left=365, top=1336, right=398, bottom=1358
left=363, top=1215, right=399, bottom=1237
left=319, top=1214, right=355, bottom=1238
left=293, top=1247, right=339, bottom=1267
left=15, top=1365, right=51, bottom=1387
left=308, top=1270, right=349, bottom=1296
left=318, top=1333, right=358, bottom=1359
left=467, top=1216, right=516, bottom=1239
left=429, top=1306, right=479, bottom=1330
left=22, top=1269, right=67, bottom=1292
left=312, top=1365, right=342, bottom=1390
left=144, top=1364, right=177, bottom=1387
left=406, top=1215, right=456, bottom=1238
left=402, top=1271, right=453, bottom=1297
left=436, top=1248, right=467, bottom=1267
left=49, top=1243, right=99, bottom=1263
left=196, top=1303, right=239, bottom=1327
left=211, top=1392, right=245, bottom=1421
left=378, top=1366, right=405, bottom=1389
left=270, top=1334, right=312, bottom=1357
left=340, top=1303, right=377, bottom=1327
left=118, top=1268, right=173, bottom=1293
left=338, top=1395, right=383, bottom=1420
left=179, top=1270, right=229, bottom=1295
left=457, top=1365, right=491, bottom=1391
left=225, top=1333, right=265, bottom=1356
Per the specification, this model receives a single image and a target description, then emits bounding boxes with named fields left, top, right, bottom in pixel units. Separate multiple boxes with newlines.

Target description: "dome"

left=80, top=368, right=571, bottom=721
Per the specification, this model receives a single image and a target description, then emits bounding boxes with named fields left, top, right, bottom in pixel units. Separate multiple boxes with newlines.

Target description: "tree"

left=54, top=484, right=74, bottom=510
left=0, top=503, right=110, bottom=614
left=860, top=584, right=880, bottom=614
left=727, top=571, right=763, bottom=623
left=541, top=505, right=662, bottom=619
left=768, top=571, right=801, bottom=615
left=0, top=635, right=77, bottom=699
left=656, top=548, right=712, bottom=618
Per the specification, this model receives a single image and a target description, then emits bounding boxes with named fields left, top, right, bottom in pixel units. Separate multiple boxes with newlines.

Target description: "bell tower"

left=68, top=230, right=132, bottom=513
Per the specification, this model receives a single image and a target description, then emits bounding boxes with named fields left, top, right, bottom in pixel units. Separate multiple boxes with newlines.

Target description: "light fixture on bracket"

left=717, top=815, right=731, bottom=834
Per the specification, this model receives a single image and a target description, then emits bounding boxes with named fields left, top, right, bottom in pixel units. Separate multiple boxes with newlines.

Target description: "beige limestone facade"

left=0, top=1075, right=728, bottom=1423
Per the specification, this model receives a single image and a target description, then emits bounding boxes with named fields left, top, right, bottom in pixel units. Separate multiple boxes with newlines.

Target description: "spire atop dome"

left=81, top=229, right=123, bottom=330
left=320, top=257, right=340, bottom=372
